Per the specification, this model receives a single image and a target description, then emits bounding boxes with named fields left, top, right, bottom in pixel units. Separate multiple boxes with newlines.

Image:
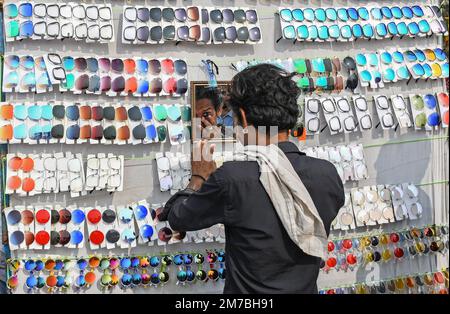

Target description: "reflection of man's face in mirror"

left=195, top=87, right=222, bottom=130
left=196, top=98, right=222, bottom=128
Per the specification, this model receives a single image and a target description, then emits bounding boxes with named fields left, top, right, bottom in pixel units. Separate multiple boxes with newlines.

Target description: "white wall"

left=5, top=0, right=449, bottom=294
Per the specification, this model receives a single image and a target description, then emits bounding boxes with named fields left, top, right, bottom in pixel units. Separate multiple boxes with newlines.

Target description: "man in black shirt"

left=159, top=64, right=345, bottom=294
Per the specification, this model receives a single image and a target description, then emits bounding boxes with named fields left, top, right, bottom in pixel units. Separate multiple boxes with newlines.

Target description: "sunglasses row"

left=344, top=48, right=449, bottom=89
left=122, top=6, right=262, bottom=45
left=7, top=251, right=226, bottom=291
left=4, top=153, right=124, bottom=197
left=321, top=225, right=449, bottom=273
left=304, top=144, right=367, bottom=184
left=3, top=2, right=114, bottom=43
left=156, top=152, right=191, bottom=194
left=279, top=5, right=446, bottom=42
left=4, top=203, right=225, bottom=251
left=0, top=103, right=192, bottom=145
left=330, top=182, right=423, bottom=231
left=320, top=269, right=449, bottom=294
left=235, top=56, right=343, bottom=75
left=304, top=92, right=449, bottom=136
left=2, top=55, right=189, bottom=97
left=234, top=58, right=349, bottom=92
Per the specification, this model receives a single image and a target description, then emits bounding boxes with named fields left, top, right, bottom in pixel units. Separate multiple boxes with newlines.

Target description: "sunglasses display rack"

left=330, top=182, right=425, bottom=231
left=155, top=152, right=191, bottom=194
left=0, top=102, right=192, bottom=145
left=234, top=57, right=345, bottom=93
left=122, top=6, right=262, bottom=45
left=353, top=47, right=449, bottom=89
left=6, top=251, right=226, bottom=292
left=1, top=0, right=448, bottom=295
left=303, top=144, right=368, bottom=184
left=278, top=5, right=447, bottom=43
left=4, top=202, right=225, bottom=252
left=304, top=92, right=449, bottom=136
left=319, top=268, right=449, bottom=294
left=321, top=225, right=449, bottom=273
left=3, top=1, right=114, bottom=43
left=4, top=152, right=126, bottom=197
left=2, top=54, right=189, bottom=97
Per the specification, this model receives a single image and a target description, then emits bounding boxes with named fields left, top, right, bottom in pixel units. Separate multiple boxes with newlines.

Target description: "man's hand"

left=189, top=140, right=216, bottom=190
left=201, top=116, right=222, bottom=139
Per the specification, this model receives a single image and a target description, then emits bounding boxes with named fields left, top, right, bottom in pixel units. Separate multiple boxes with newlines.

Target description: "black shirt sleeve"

left=160, top=171, right=227, bottom=231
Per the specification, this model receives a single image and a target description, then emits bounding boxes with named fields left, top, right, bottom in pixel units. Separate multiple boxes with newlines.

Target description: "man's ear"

left=239, top=108, right=248, bottom=129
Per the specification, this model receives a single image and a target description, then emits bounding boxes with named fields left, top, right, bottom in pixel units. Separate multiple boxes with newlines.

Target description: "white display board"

left=3, top=0, right=449, bottom=294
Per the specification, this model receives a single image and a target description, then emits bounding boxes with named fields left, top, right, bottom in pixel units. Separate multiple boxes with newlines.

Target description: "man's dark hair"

left=196, top=87, right=221, bottom=111
left=229, top=64, right=300, bottom=131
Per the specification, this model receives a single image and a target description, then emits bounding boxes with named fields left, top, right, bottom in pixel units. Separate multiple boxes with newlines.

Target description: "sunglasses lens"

left=112, top=77, right=125, bottom=92
left=67, top=125, right=80, bottom=140
left=86, top=58, right=98, bottom=72
left=162, top=25, right=175, bottom=40
left=315, top=9, right=326, bottom=22
left=376, top=23, right=387, bottom=36
left=428, top=112, right=440, bottom=126
left=282, top=25, right=296, bottom=39
left=51, top=125, right=64, bottom=139
left=157, top=126, right=167, bottom=141
left=19, top=21, right=33, bottom=37
left=341, top=25, right=352, bottom=39
left=66, top=106, right=80, bottom=120
left=280, top=9, right=293, bottom=22
left=137, top=8, right=150, bottom=22
left=103, top=125, right=117, bottom=140
left=362, top=24, right=374, bottom=37
left=402, top=6, right=413, bottom=18
left=111, top=59, right=124, bottom=73
left=384, top=68, right=395, bottom=81
left=413, top=64, right=425, bottom=76
left=435, top=48, right=447, bottom=61
left=397, top=66, right=410, bottom=79
left=176, top=79, right=188, bottom=95
left=308, top=26, right=318, bottom=40
left=10, top=230, right=24, bottom=245
left=352, top=24, right=362, bottom=38
left=146, top=125, right=157, bottom=140
left=249, top=27, right=261, bottom=42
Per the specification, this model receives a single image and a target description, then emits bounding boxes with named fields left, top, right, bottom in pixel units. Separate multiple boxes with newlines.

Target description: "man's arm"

left=159, top=171, right=227, bottom=231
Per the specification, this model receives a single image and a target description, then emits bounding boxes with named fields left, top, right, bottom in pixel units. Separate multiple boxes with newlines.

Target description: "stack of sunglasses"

left=304, top=96, right=360, bottom=135
left=155, top=152, right=192, bottom=194
left=321, top=225, right=449, bottom=274
left=331, top=183, right=424, bottom=231
left=2, top=54, right=189, bottom=97
left=3, top=1, right=114, bottom=43
left=304, top=144, right=368, bottom=184
left=0, top=102, right=192, bottom=145
left=122, top=6, right=261, bottom=44
left=233, top=57, right=344, bottom=92
left=3, top=201, right=224, bottom=252
left=320, top=268, right=449, bottom=294
left=408, top=93, right=443, bottom=130
left=4, top=206, right=86, bottom=251
left=279, top=5, right=447, bottom=42
left=85, top=154, right=124, bottom=193
left=303, top=92, right=449, bottom=136
left=352, top=47, right=448, bottom=88
left=6, top=251, right=226, bottom=292
left=5, top=153, right=85, bottom=197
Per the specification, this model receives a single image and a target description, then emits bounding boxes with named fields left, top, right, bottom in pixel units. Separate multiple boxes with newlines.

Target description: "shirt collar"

left=277, top=141, right=306, bottom=155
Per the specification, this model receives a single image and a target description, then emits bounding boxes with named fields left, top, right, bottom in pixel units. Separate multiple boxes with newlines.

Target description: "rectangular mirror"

left=190, top=81, right=236, bottom=141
